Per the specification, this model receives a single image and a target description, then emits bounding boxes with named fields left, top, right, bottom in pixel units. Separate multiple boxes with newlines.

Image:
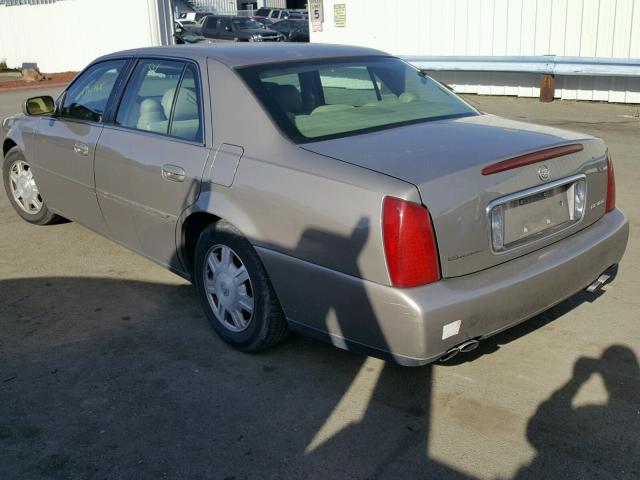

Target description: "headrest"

left=162, top=88, right=198, bottom=121
left=140, top=98, right=164, bottom=115
left=270, top=84, right=302, bottom=114
left=399, top=92, right=418, bottom=103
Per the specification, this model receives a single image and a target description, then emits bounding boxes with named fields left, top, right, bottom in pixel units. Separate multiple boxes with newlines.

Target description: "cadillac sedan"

left=1, top=44, right=628, bottom=365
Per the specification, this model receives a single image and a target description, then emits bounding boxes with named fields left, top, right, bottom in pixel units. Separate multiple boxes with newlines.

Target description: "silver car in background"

left=1, top=44, right=628, bottom=365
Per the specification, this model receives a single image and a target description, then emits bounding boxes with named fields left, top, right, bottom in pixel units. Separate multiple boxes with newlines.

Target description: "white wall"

left=311, top=0, right=640, bottom=103
left=0, top=0, right=173, bottom=73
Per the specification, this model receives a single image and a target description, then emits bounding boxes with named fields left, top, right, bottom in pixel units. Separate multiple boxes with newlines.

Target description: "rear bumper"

left=257, top=209, right=629, bottom=366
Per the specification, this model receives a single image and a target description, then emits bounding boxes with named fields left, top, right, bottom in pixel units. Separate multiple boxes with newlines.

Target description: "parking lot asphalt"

left=1, top=88, right=639, bottom=480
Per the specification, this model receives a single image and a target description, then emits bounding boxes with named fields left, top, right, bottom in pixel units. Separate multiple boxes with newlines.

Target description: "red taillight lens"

left=605, top=150, right=616, bottom=213
left=382, top=197, right=441, bottom=288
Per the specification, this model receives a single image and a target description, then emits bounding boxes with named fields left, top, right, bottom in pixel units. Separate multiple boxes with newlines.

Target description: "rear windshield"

left=238, top=57, right=477, bottom=143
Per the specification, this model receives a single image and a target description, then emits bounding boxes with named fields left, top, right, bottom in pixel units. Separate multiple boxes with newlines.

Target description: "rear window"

left=238, top=57, right=478, bottom=143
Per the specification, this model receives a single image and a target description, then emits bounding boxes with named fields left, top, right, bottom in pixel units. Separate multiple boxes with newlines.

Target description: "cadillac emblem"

left=537, top=165, right=551, bottom=182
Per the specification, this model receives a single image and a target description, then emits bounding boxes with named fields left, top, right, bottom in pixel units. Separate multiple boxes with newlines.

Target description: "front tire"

left=2, top=146, right=62, bottom=225
left=194, top=221, right=289, bottom=352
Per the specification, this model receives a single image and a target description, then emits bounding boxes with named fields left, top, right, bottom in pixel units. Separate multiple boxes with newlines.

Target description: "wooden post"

left=540, top=74, right=555, bottom=102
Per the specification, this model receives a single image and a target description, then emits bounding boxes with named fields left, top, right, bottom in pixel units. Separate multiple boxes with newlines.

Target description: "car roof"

left=99, top=44, right=389, bottom=68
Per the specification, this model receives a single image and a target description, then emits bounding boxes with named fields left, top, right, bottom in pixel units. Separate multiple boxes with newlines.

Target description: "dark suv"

left=200, top=16, right=283, bottom=42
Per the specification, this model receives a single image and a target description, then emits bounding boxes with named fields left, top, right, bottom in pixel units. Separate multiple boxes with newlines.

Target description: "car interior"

left=116, top=62, right=202, bottom=142
left=257, top=63, right=471, bottom=139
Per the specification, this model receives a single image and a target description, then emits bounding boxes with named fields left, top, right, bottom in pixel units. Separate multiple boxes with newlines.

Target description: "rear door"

left=31, top=59, right=127, bottom=232
left=95, top=58, right=210, bottom=268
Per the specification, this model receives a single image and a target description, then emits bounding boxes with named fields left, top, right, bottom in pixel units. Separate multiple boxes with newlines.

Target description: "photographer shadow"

left=515, top=345, right=640, bottom=479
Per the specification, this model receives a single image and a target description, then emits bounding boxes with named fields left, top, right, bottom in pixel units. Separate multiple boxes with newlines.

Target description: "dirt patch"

left=0, top=72, right=77, bottom=92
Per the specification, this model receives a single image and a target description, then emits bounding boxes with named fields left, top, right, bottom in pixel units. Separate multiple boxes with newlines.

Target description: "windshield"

left=238, top=57, right=478, bottom=143
left=232, top=17, right=261, bottom=29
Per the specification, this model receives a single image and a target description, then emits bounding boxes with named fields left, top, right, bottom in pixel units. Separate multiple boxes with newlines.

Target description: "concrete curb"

left=0, top=80, right=69, bottom=93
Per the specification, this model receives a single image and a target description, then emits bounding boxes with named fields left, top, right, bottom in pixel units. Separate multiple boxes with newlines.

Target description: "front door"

left=31, top=59, right=127, bottom=232
left=95, top=59, right=209, bottom=268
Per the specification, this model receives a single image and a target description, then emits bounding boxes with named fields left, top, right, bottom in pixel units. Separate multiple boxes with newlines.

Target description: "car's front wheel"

left=194, top=220, right=289, bottom=352
left=2, top=146, right=62, bottom=225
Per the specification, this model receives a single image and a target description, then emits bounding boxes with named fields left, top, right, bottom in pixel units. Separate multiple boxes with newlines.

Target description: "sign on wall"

left=334, top=3, right=346, bottom=27
left=309, top=0, right=323, bottom=31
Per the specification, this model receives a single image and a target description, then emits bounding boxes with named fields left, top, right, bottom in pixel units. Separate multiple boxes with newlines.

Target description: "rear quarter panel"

left=186, top=59, right=419, bottom=285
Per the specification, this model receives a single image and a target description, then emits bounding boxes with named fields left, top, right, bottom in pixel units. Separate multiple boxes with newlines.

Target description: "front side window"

left=60, top=59, right=126, bottom=122
left=115, top=60, right=203, bottom=143
left=238, top=57, right=478, bottom=142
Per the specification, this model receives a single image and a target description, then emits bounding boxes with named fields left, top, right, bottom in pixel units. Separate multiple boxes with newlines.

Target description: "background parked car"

left=270, top=19, right=309, bottom=42
left=200, top=16, right=283, bottom=42
left=175, top=19, right=200, bottom=33
left=178, top=11, right=214, bottom=22
left=253, top=17, right=276, bottom=29
left=253, top=7, right=291, bottom=20
left=174, top=23, right=212, bottom=44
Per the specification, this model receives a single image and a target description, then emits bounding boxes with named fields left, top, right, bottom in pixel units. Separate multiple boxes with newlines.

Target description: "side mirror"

left=22, top=95, right=56, bottom=116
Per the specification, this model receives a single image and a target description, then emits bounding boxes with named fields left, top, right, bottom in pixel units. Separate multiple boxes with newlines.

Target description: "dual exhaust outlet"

left=439, top=339, right=480, bottom=362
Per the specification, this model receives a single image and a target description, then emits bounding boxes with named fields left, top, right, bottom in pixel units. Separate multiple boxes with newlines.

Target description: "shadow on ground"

left=0, top=276, right=638, bottom=479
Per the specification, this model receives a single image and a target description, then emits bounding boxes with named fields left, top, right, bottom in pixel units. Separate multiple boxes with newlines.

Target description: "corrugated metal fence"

left=311, top=0, right=640, bottom=103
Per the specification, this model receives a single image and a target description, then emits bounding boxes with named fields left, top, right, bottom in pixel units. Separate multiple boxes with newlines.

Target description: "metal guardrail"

left=402, top=55, right=640, bottom=78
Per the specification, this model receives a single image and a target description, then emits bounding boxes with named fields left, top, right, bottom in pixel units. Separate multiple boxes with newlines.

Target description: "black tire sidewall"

left=194, top=222, right=273, bottom=350
left=3, top=147, right=56, bottom=225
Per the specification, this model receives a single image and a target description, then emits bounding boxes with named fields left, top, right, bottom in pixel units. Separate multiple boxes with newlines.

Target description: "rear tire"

left=3, top=146, right=63, bottom=225
left=194, top=220, right=289, bottom=352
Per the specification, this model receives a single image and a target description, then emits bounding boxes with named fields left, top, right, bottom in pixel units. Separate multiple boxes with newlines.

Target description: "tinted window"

left=169, top=66, right=203, bottom=142
left=115, top=60, right=184, bottom=136
left=255, top=8, right=270, bottom=16
left=219, top=18, right=232, bottom=30
left=270, top=10, right=280, bottom=17
left=239, top=57, right=477, bottom=142
left=232, top=17, right=261, bottom=29
left=61, top=60, right=125, bottom=122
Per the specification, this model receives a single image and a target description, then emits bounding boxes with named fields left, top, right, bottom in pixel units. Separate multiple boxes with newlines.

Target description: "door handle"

left=162, top=164, right=186, bottom=183
left=73, top=142, right=89, bottom=156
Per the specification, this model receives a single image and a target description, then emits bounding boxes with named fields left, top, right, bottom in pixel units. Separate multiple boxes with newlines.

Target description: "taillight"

left=382, top=197, right=441, bottom=288
left=605, top=150, right=616, bottom=213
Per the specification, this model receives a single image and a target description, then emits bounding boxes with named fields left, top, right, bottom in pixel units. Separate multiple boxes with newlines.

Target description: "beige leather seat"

left=137, top=98, right=168, bottom=133
left=161, top=87, right=200, bottom=141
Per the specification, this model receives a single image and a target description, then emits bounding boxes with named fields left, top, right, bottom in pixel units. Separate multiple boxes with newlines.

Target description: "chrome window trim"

left=486, top=173, right=588, bottom=255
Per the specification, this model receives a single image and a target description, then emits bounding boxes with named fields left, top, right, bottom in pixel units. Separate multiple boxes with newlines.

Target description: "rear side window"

left=115, top=60, right=203, bottom=143
left=61, top=59, right=126, bottom=122
left=255, top=8, right=270, bottom=16
left=169, top=66, right=203, bottom=142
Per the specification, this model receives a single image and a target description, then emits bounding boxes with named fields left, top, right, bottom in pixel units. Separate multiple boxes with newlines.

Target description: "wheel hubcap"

left=204, top=244, right=254, bottom=332
left=9, top=159, right=43, bottom=214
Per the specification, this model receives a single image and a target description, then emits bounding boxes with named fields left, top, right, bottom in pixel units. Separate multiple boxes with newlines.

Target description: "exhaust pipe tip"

left=458, top=339, right=480, bottom=353
left=439, top=339, right=481, bottom=362
left=439, top=347, right=460, bottom=362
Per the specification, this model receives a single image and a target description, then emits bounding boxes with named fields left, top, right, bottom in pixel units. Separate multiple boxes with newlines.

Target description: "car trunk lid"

left=302, top=114, right=609, bottom=277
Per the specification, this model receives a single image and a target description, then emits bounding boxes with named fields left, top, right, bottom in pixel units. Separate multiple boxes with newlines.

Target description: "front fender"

left=2, top=114, right=39, bottom=161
